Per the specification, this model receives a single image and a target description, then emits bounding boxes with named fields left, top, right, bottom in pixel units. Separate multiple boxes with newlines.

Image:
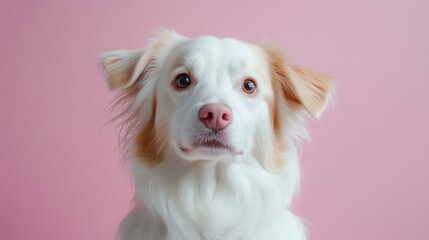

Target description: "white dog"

left=100, top=30, right=332, bottom=240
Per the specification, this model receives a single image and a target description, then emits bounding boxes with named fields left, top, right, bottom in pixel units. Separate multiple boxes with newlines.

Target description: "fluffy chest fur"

left=100, top=30, right=332, bottom=240
left=133, top=150, right=299, bottom=239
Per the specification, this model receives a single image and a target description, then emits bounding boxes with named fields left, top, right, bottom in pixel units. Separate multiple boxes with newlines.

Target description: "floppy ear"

left=264, top=46, right=333, bottom=118
left=99, top=49, right=144, bottom=90
left=99, top=29, right=179, bottom=91
left=284, top=65, right=332, bottom=118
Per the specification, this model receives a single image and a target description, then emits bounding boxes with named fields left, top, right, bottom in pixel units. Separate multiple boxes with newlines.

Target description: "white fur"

left=100, top=30, right=331, bottom=240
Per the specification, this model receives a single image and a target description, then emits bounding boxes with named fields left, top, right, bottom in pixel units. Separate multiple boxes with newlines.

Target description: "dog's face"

left=100, top=30, right=332, bottom=168
left=159, top=36, right=274, bottom=162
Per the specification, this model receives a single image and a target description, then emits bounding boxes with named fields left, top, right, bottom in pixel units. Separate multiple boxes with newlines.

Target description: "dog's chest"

left=140, top=161, right=284, bottom=239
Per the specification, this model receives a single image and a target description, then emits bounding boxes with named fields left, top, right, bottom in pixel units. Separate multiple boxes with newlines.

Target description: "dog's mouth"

left=180, top=134, right=243, bottom=156
left=197, top=139, right=231, bottom=149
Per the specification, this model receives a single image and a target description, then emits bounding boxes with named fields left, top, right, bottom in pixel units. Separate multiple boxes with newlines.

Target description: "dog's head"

left=100, top=30, right=332, bottom=170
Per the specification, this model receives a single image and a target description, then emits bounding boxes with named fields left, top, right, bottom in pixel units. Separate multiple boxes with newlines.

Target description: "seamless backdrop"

left=1, top=0, right=428, bottom=240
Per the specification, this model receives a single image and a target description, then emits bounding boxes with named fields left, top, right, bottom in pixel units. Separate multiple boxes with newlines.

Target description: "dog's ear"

left=99, top=30, right=179, bottom=91
left=264, top=46, right=332, bottom=118
left=283, top=65, right=332, bottom=118
left=99, top=49, right=144, bottom=90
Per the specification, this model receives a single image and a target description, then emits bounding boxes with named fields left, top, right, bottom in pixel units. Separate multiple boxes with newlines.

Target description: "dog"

left=100, top=30, right=332, bottom=240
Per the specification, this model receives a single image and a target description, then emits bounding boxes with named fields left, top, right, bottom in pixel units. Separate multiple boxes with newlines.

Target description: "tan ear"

left=99, top=29, right=179, bottom=91
left=263, top=46, right=332, bottom=118
left=99, top=49, right=144, bottom=90
left=284, top=65, right=332, bottom=118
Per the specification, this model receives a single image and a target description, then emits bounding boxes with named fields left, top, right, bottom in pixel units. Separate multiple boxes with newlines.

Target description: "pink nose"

left=199, top=104, right=233, bottom=131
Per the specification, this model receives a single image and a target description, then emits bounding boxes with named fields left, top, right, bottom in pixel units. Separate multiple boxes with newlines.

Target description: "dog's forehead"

left=181, top=36, right=263, bottom=67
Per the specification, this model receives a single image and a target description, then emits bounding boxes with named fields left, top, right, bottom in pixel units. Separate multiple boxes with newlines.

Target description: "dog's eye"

left=242, top=79, right=257, bottom=94
left=174, top=74, right=192, bottom=89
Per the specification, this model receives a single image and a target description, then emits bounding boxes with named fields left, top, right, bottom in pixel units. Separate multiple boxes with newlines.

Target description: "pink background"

left=1, top=0, right=428, bottom=239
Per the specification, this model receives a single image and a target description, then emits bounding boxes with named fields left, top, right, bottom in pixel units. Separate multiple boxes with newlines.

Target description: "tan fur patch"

left=261, top=44, right=332, bottom=169
left=134, top=97, right=169, bottom=166
left=267, top=83, right=288, bottom=170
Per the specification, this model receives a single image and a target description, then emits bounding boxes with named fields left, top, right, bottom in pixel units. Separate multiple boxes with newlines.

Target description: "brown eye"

left=242, top=79, right=257, bottom=94
left=175, top=74, right=192, bottom=89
